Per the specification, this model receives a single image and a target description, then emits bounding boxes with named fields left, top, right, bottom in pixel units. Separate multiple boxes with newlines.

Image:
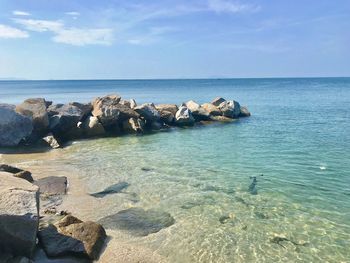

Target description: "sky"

left=0, top=0, right=349, bottom=79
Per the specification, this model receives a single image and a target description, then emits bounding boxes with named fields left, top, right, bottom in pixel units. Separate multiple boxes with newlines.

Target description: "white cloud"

left=0, top=24, right=29, bottom=38
left=13, top=10, right=31, bottom=16
left=52, top=28, right=113, bottom=46
left=65, top=11, right=80, bottom=16
left=207, top=0, right=260, bottom=13
left=14, top=19, right=64, bottom=32
left=14, top=18, right=113, bottom=46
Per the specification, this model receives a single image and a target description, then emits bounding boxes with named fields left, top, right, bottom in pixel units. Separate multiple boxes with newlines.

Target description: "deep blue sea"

left=1, top=78, right=350, bottom=262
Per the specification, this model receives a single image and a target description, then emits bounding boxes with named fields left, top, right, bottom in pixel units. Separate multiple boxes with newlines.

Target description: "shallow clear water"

left=1, top=78, right=350, bottom=262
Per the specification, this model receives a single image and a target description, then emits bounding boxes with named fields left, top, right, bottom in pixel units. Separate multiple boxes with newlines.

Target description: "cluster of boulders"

left=0, top=164, right=106, bottom=262
left=0, top=95, right=250, bottom=148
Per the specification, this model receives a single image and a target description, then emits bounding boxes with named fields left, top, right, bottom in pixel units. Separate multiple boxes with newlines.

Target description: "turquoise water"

left=1, top=78, right=350, bottom=262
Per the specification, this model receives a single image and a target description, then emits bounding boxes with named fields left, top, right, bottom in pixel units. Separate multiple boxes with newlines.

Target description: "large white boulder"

left=175, top=106, right=195, bottom=126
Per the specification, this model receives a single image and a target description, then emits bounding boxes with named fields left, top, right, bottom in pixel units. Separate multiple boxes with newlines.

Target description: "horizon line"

left=1, top=76, right=350, bottom=81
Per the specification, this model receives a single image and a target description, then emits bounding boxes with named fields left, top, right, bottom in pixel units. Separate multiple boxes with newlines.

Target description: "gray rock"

left=150, top=121, right=163, bottom=130
left=185, top=100, right=210, bottom=121
left=16, top=98, right=49, bottom=136
left=47, top=104, right=63, bottom=116
left=0, top=174, right=39, bottom=258
left=42, top=133, right=61, bottom=149
left=92, top=95, right=139, bottom=127
left=0, top=165, right=34, bottom=183
left=201, top=103, right=222, bottom=116
left=34, top=176, right=68, bottom=195
left=130, top=99, right=137, bottom=109
left=48, top=104, right=83, bottom=139
left=175, top=106, right=195, bottom=126
left=0, top=254, right=33, bottom=263
left=211, top=97, right=226, bottom=106
left=119, top=99, right=131, bottom=108
left=38, top=215, right=106, bottom=260
left=33, top=248, right=90, bottom=263
left=68, top=102, right=92, bottom=120
left=98, top=207, right=175, bottom=236
left=0, top=104, right=33, bottom=147
left=92, top=95, right=121, bottom=123
left=155, top=104, right=178, bottom=124
left=38, top=224, right=87, bottom=258
left=14, top=171, right=34, bottom=183
left=218, top=100, right=241, bottom=118
left=134, top=103, right=161, bottom=122
left=155, top=104, right=179, bottom=115
left=239, top=106, right=251, bottom=117
left=0, top=164, right=23, bottom=174
left=81, top=116, right=105, bottom=137
left=122, top=117, right=144, bottom=134
left=158, top=110, right=175, bottom=124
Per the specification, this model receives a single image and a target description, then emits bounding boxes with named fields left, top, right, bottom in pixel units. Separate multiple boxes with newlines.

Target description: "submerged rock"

left=38, top=215, right=106, bottom=260
left=98, top=207, right=175, bottom=236
left=0, top=174, right=39, bottom=258
left=219, top=213, right=236, bottom=224
left=34, top=176, right=68, bottom=195
left=90, top=182, right=129, bottom=198
left=175, top=106, right=195, bottom=126
left=0, top=104, right=33, bottom=147
left=16, top=98, right=49, bottom=137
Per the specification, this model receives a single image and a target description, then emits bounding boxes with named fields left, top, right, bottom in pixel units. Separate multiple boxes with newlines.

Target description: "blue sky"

left=0, top=0, right=349, bottom=79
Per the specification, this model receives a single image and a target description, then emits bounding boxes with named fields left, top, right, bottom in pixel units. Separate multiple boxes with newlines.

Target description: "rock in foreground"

left=34, top=176, right=68, bottom=195
left=38, top=215, right=106, bottom=260
left=98, top=207, right=175, bottom=236
left=0, top=174, right=39, bottom=258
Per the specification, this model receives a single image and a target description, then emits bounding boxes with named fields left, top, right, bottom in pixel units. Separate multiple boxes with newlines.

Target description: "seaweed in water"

left=270, top=235, right=309, bottom=249
left=90, top=182, right=129, bottom=198
left=141, top=167, right=154, bottom=172
left=248, top=174, right=263, bottom=195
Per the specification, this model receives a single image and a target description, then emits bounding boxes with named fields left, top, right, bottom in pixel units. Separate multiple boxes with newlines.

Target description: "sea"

left=1, top=78, right=349, bottom=262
